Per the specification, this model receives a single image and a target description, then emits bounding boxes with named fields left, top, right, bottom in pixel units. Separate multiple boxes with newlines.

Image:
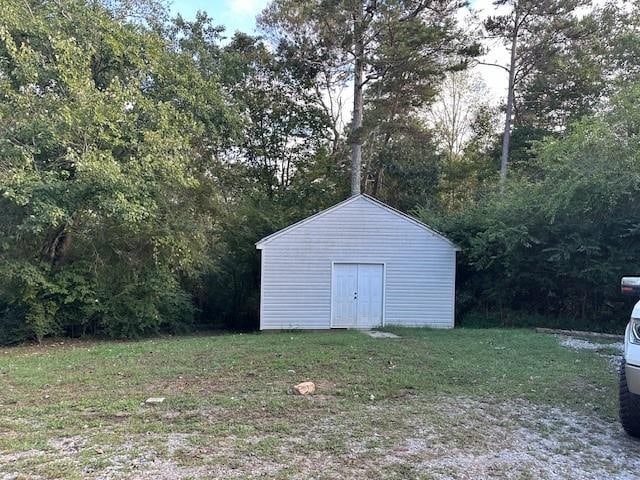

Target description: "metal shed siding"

left=259, top=196, right=456, bottom=329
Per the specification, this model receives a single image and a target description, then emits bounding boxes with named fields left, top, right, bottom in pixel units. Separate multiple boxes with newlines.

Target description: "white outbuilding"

left=256, top=194, right=458, bottom=330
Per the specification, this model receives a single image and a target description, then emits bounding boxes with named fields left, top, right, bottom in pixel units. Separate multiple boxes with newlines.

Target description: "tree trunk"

left=500, top=7, right=520, bottom=187
left=350, top=7, right=364, bottom=196
left=371, top=130, right=393, bottom=196
left=42, top=223, right=73, bottom=267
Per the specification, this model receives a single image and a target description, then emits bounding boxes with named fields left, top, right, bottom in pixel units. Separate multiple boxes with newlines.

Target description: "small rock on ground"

left=292, top=382, right=315, bottom=395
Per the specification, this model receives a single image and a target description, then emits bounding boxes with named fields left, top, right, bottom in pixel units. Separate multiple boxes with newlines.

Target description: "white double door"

left=332, top=263, right=384, bottom=328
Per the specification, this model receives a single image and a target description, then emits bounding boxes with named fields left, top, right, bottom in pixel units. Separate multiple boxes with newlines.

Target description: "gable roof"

left=255, top=194, right=460, bottom=250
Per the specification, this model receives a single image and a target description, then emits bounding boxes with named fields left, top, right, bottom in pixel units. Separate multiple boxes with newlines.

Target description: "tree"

left=160, top=23, right=348, bottom=330
left=482, top=0, right=586, bottom=184
left=427, top=70, right=498, bottom=210
left=221, top=33, right=333, bottom=196
left=0, top=0, right=237, bottom=341
left=429, top=70, right=492, bottom=163
left=362, top=115, right=441, bottom=210
left=259, top=0, right=477, bottom=196
left=515, top=2, right=640, bottom=143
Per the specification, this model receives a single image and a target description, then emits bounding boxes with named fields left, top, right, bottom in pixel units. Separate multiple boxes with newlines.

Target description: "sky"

left=169, top=0, right=509, bottom=105
left=169, top=0, right=270, bottom=35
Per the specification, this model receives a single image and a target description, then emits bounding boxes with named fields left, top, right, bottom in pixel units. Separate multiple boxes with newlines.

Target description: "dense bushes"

left=0, top=0, right=235, bottom=342
left=420, top=85, right=640, bottom=332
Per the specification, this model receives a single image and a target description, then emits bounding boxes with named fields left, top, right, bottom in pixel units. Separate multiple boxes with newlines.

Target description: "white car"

left=620, top=277, right=640, bottom=437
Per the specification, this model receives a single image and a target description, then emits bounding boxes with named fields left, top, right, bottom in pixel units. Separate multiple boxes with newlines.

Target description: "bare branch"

left=475, top=60, right=510, bottom=73
left=399, top=1, right=430, bottom=22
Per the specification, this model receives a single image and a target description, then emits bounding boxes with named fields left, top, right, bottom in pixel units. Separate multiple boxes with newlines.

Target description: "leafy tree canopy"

left=0, top=0, right=237, bottom=341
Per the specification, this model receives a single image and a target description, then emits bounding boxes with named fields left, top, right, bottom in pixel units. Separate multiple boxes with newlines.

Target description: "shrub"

left=420, top=84, right=640, bottom=332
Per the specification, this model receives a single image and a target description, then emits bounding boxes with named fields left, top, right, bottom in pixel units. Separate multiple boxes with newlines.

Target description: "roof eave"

left=254, top=195, right=363, bottom=249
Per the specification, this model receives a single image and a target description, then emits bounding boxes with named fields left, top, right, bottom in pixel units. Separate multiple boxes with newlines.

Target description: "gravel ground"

left=559, top=336, right=624, bottom=353
left=3, top=396, right=640, bottom=480
left=558, top=334, right=625, bottom=370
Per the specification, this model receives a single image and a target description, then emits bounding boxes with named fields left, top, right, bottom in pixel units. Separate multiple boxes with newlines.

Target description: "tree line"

left=0, top=0, right=639, bottom=343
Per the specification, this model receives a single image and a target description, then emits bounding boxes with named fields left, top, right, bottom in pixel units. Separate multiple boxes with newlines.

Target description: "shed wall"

left=259, top=196, right=456, bottom=329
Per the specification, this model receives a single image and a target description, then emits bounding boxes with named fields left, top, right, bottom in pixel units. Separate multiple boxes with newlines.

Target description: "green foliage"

left=363, top=118, right=442, bottom=211
left=177, top=28, right=346, bottom=330
left=420, top=84, right=640, bottom=331
left=458, top=311, right=623, bottom=333
left=96, top=267, right=195, bottom=338
left=201, top=169, right=345, bottom=330
left=221, top=33, right=333, bottom=196
left=0, top=0, right=235, bottom=342
left=507, top=1, right=640, bottom=163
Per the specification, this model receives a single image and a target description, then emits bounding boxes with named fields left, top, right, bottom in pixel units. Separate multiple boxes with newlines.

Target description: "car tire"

left=620, top=360, right=640, bottom=438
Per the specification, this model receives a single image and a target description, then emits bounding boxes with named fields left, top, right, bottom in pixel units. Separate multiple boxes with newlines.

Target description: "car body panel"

left=624, top=305, right=640, bottom=395
left=625, top=322, right=640, bottom=364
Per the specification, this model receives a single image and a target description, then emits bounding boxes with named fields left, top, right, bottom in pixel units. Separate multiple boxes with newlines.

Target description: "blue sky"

left=169, top=0, right=269, bottom=36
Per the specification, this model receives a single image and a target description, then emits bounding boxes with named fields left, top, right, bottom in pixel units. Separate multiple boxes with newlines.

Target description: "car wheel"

left=620, top=360, right=640, bottom=438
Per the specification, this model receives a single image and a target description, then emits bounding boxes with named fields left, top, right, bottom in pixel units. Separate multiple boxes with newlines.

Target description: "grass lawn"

left=0, top=328, right=638, bottom=479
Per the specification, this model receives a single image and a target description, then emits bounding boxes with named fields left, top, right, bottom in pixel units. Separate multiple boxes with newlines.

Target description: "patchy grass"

left=0, top=328, right=637, bottom=479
